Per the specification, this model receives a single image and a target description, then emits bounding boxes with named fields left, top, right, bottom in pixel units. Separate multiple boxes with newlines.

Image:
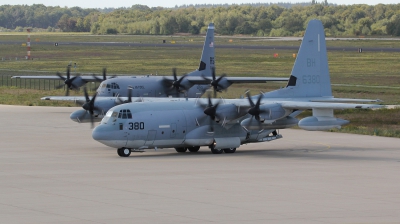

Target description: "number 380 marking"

left=129, top=122, right=144, bottom=130
left=302, top=75, right=320, bottom=84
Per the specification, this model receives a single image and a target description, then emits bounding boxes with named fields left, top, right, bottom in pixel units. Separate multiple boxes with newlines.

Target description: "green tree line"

left=1, top=3, right=400, bottom=36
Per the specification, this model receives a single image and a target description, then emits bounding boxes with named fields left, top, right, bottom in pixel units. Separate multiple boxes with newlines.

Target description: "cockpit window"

left=105, top=82, right=120, bottom=89
left=118, top=109, right=132, bottom=119
left=101, top=110, right=116, bottom=124
left=105, top=110, right=113, bottom=117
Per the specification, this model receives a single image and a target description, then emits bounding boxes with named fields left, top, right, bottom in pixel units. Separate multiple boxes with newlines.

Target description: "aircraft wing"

left=279, top=101, right=383, bottom=110
left=184, top=76, right=288, bottom=84
left=311, top=98, right=382, bottom=103
left=41, top=96, right=87, bottom=101
left=223, top=77, right=289, bottom=83
left=11, top=75, right=116, bottom=82
left=229, top=98, right=383, bottom=110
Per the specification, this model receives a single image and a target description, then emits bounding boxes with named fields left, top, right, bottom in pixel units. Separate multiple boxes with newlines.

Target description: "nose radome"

left=92, top=125, right=110, bottom=141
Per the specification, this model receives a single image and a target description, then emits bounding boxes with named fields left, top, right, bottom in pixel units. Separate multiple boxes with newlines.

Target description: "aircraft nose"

left=92, top=125, right=111, bottom=141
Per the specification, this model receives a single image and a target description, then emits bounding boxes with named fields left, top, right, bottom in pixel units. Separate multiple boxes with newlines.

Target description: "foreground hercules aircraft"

left=17, top=23, right=287, bottom=97
left=91, top=19, right=383, bottom=157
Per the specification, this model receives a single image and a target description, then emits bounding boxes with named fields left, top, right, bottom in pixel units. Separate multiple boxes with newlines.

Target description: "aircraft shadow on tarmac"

left=96, top=146, right=399, bottom=162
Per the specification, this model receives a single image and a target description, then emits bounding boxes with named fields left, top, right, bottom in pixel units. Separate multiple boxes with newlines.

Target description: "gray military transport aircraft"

left=41, top=23, right=288, bottom=124
left=15, top=23, right=288, bottom=97
left=90, top=19, right=383, bottom=157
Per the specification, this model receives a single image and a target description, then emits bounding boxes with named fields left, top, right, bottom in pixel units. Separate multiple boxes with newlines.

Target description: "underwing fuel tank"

left=298, top=116, right=349, bottom=131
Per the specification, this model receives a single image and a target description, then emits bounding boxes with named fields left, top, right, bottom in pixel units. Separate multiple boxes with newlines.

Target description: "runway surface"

left=1, top=105, right=400, bottom=223
left=1, top=40, right=400, bottom=52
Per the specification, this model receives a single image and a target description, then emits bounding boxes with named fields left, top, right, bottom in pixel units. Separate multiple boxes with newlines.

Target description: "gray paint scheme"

left=91, top=20, right=383, bottom=155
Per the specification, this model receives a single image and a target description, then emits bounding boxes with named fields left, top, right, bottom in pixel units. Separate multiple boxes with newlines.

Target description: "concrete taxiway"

left=1, top=105, right=400, bottom=223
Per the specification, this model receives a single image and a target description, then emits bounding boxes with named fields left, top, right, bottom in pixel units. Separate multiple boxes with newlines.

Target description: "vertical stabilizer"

left=265, top=19, right=332, bottom=98
left=186, top=23, right=215, bottom=97
left=193, top=23, right=215, bottom=77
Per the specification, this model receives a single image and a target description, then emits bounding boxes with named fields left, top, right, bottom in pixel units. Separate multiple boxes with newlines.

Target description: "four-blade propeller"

left=79, top=87, right=100, bottom=128
left=197, top=93, right=223, bottom=133
left=162, top=68, right=189, bottom=96
left=55, top=67, right=80, bottom=96
left=202, top=67, right=227, bottom=98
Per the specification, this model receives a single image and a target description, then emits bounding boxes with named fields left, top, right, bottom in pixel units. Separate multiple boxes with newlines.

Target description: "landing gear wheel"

left=223, top=148, right=236, bottom=153
left=117, top=148, right=131, bottom=157
left=210, top=147, right=224, bottom=154
left=188, top=146, right=200, bottom=152
left=175, top=147, right=187, bottom=153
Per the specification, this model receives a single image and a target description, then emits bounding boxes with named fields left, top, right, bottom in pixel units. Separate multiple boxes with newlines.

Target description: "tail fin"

left=265, top=19, right=332, bottom=98
left=189, top=23, right=215, bottom=77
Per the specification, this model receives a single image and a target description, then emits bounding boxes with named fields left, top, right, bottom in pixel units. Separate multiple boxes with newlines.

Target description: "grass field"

left=1, top=33, right=400, bottom=137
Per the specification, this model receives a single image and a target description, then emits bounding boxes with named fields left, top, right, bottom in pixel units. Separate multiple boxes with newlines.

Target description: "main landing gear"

left=117, top=148, right=131, bottom=157
left=175, top=146, right=200, bottom=153
left=209, top=145, right=236, bottom=154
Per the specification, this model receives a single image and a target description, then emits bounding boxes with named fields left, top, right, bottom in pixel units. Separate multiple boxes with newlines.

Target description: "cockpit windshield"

left=101, top=109, right=132, bottom=124
left=118, top=109, right=132, bottom=119
left=101, top=82, right=120, bottom=89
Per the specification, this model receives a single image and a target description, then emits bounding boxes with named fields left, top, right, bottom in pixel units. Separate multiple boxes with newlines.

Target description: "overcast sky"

left=6, top=0, right=399, bottom=9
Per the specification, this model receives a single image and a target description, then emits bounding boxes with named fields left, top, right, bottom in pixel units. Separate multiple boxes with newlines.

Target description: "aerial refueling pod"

left=298, top=116, right=349, bottom=131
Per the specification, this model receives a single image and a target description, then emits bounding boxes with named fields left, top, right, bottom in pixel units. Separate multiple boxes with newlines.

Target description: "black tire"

left=188, top=146, right=200, bottom=152
left=175, top=147, right=187, bottom=153
left=223, top=148, right=236, bottom=153
left=118, top=148, right=131, bottom=157
left=210, top=147, right=224, bottom=154
left=117, top=148, right=123, bottom=156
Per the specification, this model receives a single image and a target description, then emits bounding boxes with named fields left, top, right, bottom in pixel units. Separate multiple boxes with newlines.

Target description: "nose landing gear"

left=117, top=148, right=131, bottom=157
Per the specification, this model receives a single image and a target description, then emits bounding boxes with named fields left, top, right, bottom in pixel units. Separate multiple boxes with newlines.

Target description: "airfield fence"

left=0, top=74, right=98, bottom=91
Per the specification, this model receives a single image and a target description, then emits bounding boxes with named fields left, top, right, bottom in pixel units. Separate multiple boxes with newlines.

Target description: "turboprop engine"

left=240, top=103, right=292, bottom=129
left=298, top=116, right=349, bottom=131
left=241, top=116, right=298, bottom=130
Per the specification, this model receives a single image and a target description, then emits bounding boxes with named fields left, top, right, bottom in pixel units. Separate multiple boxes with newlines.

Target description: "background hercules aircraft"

left=13, top=23, right=288, bottom=97
left=90, top=19, right=383, bottom=157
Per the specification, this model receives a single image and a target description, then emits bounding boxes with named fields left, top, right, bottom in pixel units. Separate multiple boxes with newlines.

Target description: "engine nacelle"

left=178, top=78, right=194, bottom=92
left=70, top=109, right=102, bottom=123
left=215, top=104, right=239, bottom=121
left=215, top=77, right=231, bottom=91
left=241, top=116, right=298, bottom=130
left=298, top=116, right=349, bottom=131
left=71, top=76, right=87, bottom=89
left=258, top=103, right=290, bottom=121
